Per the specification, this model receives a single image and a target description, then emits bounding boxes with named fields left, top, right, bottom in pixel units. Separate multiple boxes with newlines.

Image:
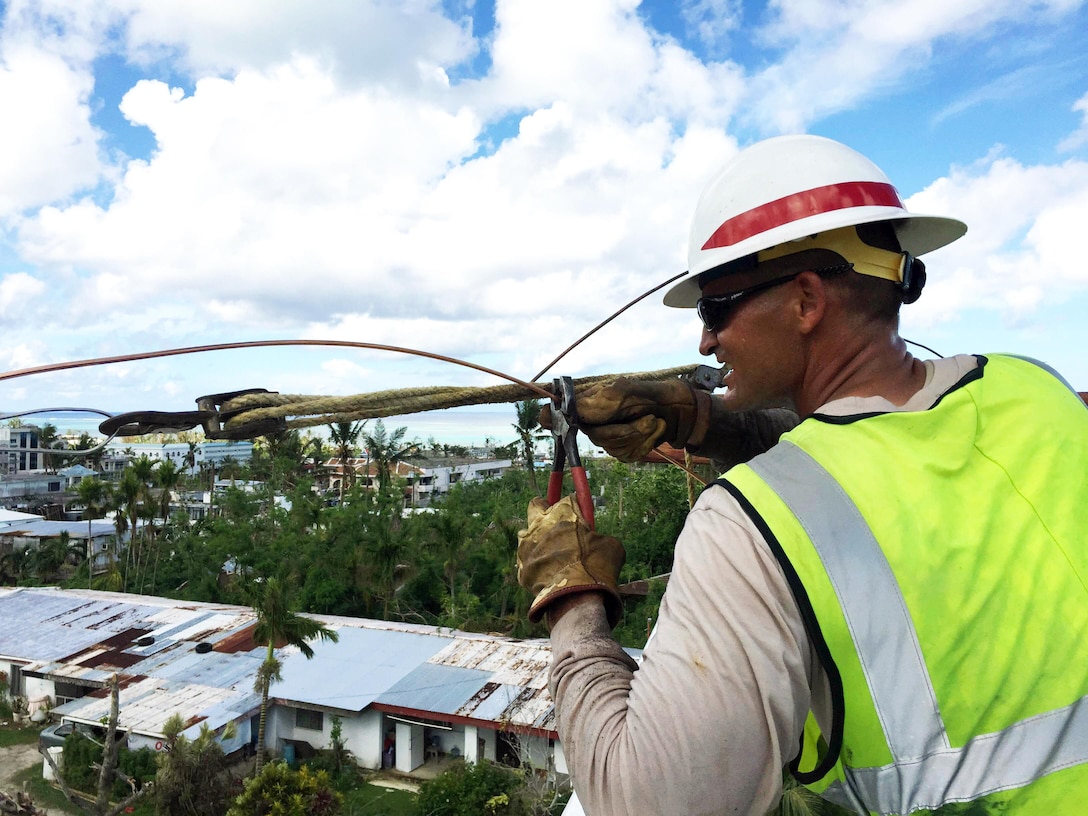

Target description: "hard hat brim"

left=663, top=211, right=966, bottom=308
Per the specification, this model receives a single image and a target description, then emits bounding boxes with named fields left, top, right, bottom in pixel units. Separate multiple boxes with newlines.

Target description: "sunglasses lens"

left=698, top=299, right=727, bottom=332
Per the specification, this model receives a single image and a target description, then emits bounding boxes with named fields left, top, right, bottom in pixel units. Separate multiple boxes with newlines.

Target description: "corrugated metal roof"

left=0, top=587, right=640, bottom=741
left=378, top=662, right=491, bottom=715
left=56, top=676, right=261, bottom=738
left=0, top=519, right=116, bottom=538
left=273, top=626, right=448, bottom=713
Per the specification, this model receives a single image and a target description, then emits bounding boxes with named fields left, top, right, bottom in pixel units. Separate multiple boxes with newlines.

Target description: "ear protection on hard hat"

left=899, top=253, right=926, bottom=305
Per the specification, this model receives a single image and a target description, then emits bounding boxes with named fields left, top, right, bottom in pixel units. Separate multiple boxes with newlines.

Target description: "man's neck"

left=795, top=327, right=925, bottom=417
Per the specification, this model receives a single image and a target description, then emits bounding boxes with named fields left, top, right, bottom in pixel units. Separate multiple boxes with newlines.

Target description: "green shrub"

left=61, top=734, right=157, bottom=799
left=62, top=732, right=100, bottom=792
left=227, top=761, right=342, bottom=816
left=414, top=761, right=529, bottom=816
left=153, top=716, right=237, bottom=816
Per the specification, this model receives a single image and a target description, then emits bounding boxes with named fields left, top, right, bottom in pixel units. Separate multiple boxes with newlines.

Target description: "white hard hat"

left=664, top=135, right=967, bottom=307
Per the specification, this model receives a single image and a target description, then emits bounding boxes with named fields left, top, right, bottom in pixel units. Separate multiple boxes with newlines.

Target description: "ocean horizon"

left=1, top=406, right=525, bottom=448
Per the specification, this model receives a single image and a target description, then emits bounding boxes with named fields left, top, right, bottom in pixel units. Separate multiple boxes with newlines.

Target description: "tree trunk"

left=95, top=676, right=121, bottom=812
left=255, top=646, right=273, bottom=775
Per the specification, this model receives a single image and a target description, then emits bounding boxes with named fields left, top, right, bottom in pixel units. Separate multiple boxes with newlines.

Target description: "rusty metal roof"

left=0, top=586, right=639, bottom=741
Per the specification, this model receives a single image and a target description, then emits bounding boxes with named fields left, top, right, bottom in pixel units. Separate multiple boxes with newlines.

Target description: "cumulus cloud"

left=903, top=150, right=1088, bottom=328
left=0, top=45, right=102, bottom=215
left=742, top=0, right=1079, bottom=133
left=1058, top=90, right=1088, bottom=152
left=2, top=0, right=1088, bottom=410
left=117, top=0, right=476, bottom=91
left=0, top=271, right=46, bottom=320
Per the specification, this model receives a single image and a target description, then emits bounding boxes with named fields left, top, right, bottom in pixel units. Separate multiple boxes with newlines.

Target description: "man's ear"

left=794, top=270, right=827, bottom=335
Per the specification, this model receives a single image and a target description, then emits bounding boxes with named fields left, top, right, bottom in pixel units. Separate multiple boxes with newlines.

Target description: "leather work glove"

left=541, top=377, right=711, bottom=462
left=541, top=376, right=801, bottom=468
left=517, top=495, right=626, bottom=628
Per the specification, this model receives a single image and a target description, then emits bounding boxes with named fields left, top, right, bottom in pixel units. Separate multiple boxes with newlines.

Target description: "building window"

left=295, top=708, right=323, bottom=731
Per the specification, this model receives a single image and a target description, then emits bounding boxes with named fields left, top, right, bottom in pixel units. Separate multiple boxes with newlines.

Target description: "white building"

left=106, top=440, right=254, bottom=473
left=0, top=586, right=616, bottom=782
left=0, top=426, right=43, bottom=475
left=410, top=458, right=514, bottom=505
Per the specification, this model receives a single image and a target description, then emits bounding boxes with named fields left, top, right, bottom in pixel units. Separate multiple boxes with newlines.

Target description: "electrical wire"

left=0, top=339, right=556, bottom=399
left=531, top=271, right=688, bottom=383
left=904, top=338, right=944, bottom=358
left=0, top=408, right=122, bottom=457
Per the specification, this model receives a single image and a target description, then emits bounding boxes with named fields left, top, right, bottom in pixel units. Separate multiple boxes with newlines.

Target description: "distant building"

left=105, top=440, right=254, bottom=474
left=0, top=425, right=43, bottom=475
left=413, top=458, right=514, bottom=505
left=0, top=474, right=65, bottom=501
left=323, top=456, right=514, bottom=507
left=0, top=519, right=116, bottom=573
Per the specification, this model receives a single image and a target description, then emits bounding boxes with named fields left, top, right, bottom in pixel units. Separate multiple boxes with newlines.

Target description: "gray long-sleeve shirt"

left=549, top=356, right=978, bottom=816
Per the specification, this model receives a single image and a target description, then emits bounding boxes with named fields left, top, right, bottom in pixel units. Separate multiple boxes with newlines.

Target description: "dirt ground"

left=0, top=742, right=68, bottom=815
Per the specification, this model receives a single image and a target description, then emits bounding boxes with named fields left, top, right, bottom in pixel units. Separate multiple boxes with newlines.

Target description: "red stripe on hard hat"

left=702, top=181, right=904, bottom=250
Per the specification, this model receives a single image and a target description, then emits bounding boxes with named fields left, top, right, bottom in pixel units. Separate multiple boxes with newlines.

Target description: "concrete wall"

left=344, top=709, right=383, bottom=770
left=265, top=706, right=385, bottom=770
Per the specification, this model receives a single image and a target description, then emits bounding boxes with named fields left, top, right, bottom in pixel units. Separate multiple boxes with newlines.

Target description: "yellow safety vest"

left=720, top=355, right=1088, bottom=814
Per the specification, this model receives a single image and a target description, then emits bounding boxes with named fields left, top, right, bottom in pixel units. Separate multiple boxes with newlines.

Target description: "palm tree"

left=249, top=577, right=339, bottom=773
left=328, top=420, right=366, bottom=501
left=116, top=465, right=151, bottom=593
left=34, top=533, right=69, bottom=582
left=76, top=477, right=112, bottom=588
left=363, top=420, right=418, bottom=494
left=151, top=460, right=182, bottom=592
left=428, top=513, right=468, bottom=621
left=183, top=441, right=198, bottom=475
left=155, top=459, right=181, bottom=525
left=38, top=423, right=62, bottom=473
left=303, top=436, right=327, bottom=491
left=513, top=400, right=549, bottom=493
left=0, top=548, right=30, bottom=586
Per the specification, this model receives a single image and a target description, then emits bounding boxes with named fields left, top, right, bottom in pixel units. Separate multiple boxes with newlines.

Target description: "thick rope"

left=220, top=366, right=698, bottom=433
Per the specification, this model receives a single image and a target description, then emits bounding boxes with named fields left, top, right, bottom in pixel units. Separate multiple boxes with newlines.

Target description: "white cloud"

left=3, top=0, right=1088, bottom=409
left=0, top=271, right=46, bottom=319
left=681, top=0, right=745, bottom=53
left=743, top=0, right=1080, bottom=133
left=0, top=45, right=102, bottom=215
left=466, top=0, right=744, bottom=129
left=1058, top=90, right=1088, bottom=152
left=903, top=150, right=1088, bottom=327
left=116, top=0, right=475, bottom=90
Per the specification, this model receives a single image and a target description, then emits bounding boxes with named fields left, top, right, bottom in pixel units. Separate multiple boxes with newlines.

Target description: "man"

left=516, top=135, right=1088, bottom=815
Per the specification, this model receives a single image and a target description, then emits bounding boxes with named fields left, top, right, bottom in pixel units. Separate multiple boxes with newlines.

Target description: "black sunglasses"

left=696, top=263, right=853, bottom=333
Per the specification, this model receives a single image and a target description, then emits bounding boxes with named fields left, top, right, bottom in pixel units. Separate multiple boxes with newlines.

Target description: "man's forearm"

left=690, top=401, right=799, bottom=471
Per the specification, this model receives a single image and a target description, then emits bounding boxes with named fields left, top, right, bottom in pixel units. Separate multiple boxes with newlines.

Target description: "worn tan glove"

left=517, top=495, right=626, bottom=628
left=541, top=377, right=711, bottom=462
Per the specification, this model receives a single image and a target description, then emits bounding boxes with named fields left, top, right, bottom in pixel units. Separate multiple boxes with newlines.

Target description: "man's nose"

left=698, top=325, right=718, bottom=357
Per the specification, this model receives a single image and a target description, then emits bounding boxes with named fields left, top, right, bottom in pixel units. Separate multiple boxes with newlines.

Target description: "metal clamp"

left=99, top=388, right=285, bottom=440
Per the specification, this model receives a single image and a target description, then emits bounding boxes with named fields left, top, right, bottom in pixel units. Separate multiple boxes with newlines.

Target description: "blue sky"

left=1, top=0, right=1086, bottom=445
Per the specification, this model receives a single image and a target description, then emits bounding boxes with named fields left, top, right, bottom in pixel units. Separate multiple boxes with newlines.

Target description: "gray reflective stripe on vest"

left=750, top=441, right=1088, bottom=813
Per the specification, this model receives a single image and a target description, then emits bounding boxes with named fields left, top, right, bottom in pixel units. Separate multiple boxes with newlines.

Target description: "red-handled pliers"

left=547, top=376, right=595, bottom=529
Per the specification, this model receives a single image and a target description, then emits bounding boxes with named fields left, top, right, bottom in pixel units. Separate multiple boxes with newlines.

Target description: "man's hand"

left=517, top=495, right=625, bottom=628
left=541, top=376, right=801, bottom=468
left=541, top=377, right=711, bottom=462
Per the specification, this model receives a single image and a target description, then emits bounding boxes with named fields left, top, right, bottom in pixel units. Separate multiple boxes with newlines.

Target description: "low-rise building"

left=0, top=587, right=612, bottom=782
left=0, top=519, right=116, bottom=573
left=105, top=440, right=254, bottom=474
